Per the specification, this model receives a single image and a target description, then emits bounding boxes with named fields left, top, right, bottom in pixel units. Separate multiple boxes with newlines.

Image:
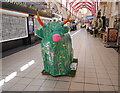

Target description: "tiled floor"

left=1, top=29, right=118, bottom=92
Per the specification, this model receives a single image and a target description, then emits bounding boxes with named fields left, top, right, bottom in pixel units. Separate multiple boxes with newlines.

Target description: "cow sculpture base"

left=41, top=58, right=78, bottom=77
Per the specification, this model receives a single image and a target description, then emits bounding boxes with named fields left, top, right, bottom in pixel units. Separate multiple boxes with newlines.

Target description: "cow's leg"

left=44, top=53, right=50, bottom=72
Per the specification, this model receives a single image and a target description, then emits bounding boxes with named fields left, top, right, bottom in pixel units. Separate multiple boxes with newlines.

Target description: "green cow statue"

left=36, top=12, right=73, bottom=76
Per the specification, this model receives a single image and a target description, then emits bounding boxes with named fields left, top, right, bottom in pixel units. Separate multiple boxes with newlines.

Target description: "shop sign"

left=1, top=0, right=52, bottom=17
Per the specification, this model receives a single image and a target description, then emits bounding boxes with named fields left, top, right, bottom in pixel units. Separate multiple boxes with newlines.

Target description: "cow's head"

left=36, top=12, right=71, bottom=42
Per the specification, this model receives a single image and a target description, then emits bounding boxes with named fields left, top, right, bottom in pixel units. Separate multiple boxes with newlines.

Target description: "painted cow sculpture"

left=36, top=12, right=73, bottom=76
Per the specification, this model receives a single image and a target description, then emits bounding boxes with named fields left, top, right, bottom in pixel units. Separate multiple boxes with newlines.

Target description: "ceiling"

left=58, top=0, right=98, bottom=16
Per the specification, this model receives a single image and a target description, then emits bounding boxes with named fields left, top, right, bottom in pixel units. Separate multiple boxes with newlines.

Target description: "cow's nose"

left=52, top=34, right=61, bottom=41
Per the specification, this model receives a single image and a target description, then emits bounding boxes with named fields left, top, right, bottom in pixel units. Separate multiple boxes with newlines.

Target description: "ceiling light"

left=20, top=64, right=29, bottom=71
left=28, top=60, right=35, bottom=66
left=0, top=79, right=5, bottom=87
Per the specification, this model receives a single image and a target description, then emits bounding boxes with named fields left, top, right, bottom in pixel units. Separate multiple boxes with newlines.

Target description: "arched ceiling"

left=43, top=0, right=98, bottom=19
left=57, top=0, right=98, bottom=16
left=69, top=0, right=98, bottom=15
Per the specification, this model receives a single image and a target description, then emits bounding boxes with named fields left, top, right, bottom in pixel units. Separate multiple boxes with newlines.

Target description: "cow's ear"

left=63, top=26, right=69, bottom=33
left=36, top=28, right=44, bottom=38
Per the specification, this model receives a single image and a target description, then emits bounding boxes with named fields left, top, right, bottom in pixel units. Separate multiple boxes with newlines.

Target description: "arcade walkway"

left=2, top=29, right=118, bottom=92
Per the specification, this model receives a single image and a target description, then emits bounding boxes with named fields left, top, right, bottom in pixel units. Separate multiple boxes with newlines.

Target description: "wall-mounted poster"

left=0, top=9, right=28, bottom=43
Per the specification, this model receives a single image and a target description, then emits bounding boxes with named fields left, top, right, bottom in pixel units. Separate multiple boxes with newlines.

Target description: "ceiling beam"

left=75, top=4, right=95, bottom=12
left=69, top=0, right=76, bottom=6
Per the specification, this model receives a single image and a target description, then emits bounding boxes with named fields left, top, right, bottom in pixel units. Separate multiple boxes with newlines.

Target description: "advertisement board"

left=107, top=28, right=118, bottom=42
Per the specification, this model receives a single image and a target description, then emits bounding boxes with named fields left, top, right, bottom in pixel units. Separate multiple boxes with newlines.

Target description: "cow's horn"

left=63, top=14, right=71, bottom=24
left=37, top=12, right=44, bottom=26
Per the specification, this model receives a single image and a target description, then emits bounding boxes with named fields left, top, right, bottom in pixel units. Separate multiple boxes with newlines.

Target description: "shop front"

left=1, top=1, right=52, bottom=52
